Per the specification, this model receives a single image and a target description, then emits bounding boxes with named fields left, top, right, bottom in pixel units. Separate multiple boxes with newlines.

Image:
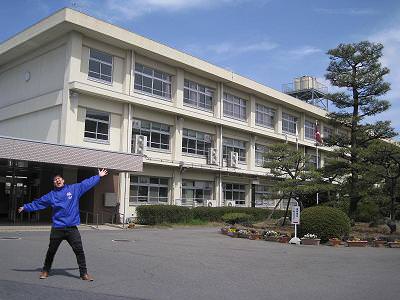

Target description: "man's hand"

left=17, top=207, right=24, bottom=214
left=98, top=169, right=108, bottom=177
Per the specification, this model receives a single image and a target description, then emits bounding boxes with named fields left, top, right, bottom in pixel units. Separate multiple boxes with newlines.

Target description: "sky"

left=1, top=0, right=400, bottom=135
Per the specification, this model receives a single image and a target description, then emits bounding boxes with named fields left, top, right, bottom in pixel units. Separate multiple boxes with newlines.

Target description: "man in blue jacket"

left=18, top=168, right=108, bottom=281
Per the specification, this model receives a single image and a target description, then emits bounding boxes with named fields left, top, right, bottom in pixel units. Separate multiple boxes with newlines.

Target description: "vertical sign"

left=291, top=206, right=300, bottom=224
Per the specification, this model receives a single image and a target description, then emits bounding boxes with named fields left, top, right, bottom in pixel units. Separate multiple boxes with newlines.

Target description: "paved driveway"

left=1, top=226, right=399, bottom=300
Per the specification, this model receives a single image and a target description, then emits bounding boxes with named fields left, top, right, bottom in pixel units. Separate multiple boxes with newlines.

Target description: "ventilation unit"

left=207, top=148, right=218, bottom=165
left=228, top=151, right=239, bottom=168
left=206, top=200, right=217, bottom=207
left=225, top=200, right=236, bottom=207
left=133, top=134, right=147, bottom=155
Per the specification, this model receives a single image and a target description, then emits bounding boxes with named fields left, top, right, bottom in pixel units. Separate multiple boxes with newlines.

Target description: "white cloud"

left=78, top=0, right=261, bottom=20
left=207, top=40, right=278, bottom=55
left=288, top=46, right=322, bottom=59
left=314, top=8, right=378, bottom=16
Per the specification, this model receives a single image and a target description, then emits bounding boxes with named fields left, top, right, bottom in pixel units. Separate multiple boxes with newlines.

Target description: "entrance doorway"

left=0, top=159, right=60, bottom=224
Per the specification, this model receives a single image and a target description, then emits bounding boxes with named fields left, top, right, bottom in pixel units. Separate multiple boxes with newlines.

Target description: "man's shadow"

left=12, top=267, right=81, bottom=279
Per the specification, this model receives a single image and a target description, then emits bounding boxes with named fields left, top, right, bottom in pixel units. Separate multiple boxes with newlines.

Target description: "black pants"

left=43, top=226, right=87, bottom=276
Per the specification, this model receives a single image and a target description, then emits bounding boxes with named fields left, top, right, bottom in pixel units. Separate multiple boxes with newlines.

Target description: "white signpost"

left=289, top=205, right=301, bottom=245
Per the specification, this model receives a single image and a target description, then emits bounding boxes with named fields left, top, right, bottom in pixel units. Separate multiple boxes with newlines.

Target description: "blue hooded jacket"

left=23, top=175, right=100, bottom=228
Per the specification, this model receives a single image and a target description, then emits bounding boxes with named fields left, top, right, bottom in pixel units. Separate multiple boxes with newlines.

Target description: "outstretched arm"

left=18, top=193, right=52, bottom=213
left=77, top=169, right=108, bottom=197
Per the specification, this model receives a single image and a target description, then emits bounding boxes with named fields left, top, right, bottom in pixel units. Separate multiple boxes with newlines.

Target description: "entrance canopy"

left=0, top=136, right=142, bottom=172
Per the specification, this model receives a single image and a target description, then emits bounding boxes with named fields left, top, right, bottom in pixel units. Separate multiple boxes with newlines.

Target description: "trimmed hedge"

left=136, top=205, right=288, bottom=225
left=299, top=206, right=351, bottom=242
left=136, top=205, right=192, bottom=225
left=222, top=213, right=253, bottom=225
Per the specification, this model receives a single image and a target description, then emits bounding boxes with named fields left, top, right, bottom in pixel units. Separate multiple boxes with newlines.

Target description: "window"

left=130, top=176, right=169, bottom=204
left=182, top=129, right=212, bottom=156
left=323, top=126, right=333, bottom=139
left=255, top=144, right=269, bottom=167
left=223, top=183, right=246, bottom=206
left=305, top=150, right=321, bottom=169
left=182, top=180, right=213, bottom=205
left=184, top=79, right=214, bottom=111
left=255, top=185, right=275, bottom=208
left=256, top=104, right=275, bottom=128
left=223, top=138, right=246, bottom=162
left=223, top=93, right=247, bottom=121
left=84, top=109, right=110, bottom=142
left=88, top=49, right=113, bottom=83
left=134, top=63, right=172, bottom=99
left=304, top=120, right=316, bottom=140
left=282, top=112, right=298, bottom=135
left=132, top=119, right=170, bottom=150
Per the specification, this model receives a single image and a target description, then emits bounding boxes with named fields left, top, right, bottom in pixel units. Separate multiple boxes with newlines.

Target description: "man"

left=18, top=169, right=108, bottom=281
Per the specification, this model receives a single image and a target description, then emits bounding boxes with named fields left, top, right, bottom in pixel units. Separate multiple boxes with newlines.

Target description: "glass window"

left=184, top=79, right=214, bottom=111
left=134, top=63, right=172, bottom=99
left=256, top=104, right=275, bottom=128
left=223, top=183, right=246, bottom=206
left=182, top=129, right=212, bottom=156
left=88, top=49, right=113, bottom=83
left=305, top=150, right=321, bottom=169
left=223, top=93, right=247, bottom=121
left=323, top=126, right=333, bottom=139
left=282, top=112, right=298, bottom=135
left=254, top=185, right=275, bottom=208
left=182, top=180, right=213, bottom=205
left=130, top=176, right=169, bottom=204
left=223, top=138, right=246, bottom=162
left=132, top=119, right=170, bottom=150
left=304, top=120, right=316, bottom=140
left=84, top=109, right=110, bottom=142
left=255, top=144, right=269, bottom=167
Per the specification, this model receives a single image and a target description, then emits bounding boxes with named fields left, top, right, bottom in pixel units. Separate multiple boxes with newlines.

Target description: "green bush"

left=355, top=200, right=383, bottom=222
left=136, top=205, right=192, bottom=225
left=300, top=206, right=351, bottom=242
left=222, top=213, right=253, bottom=225
left=192, top=207, right=286, bottom=222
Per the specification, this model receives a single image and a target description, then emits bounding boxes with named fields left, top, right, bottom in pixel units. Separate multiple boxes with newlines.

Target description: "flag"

left=315, top=122, right=322, bottom=144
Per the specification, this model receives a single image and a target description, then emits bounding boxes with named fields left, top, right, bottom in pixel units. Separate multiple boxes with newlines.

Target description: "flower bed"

left=387, top=241, right=400, bottom=248
left=346, top=240, right=368, bottom=247
left=329, top=238, right=342, bottom=247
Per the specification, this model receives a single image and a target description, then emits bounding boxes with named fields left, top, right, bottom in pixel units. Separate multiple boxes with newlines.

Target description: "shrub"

left=136, top=205, right=192, bottom=225
left=300, top=206, right=351, bottom=242
left=192, top=207, right=286, bottom=222
left=222, top=213, right=253, bottom=225
left=355, top=200, right=382, bottom=223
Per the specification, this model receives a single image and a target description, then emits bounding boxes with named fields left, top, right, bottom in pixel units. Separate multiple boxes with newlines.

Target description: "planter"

left=388, top=242, right=400, bottom=248
left=301, top=238, right=321, bottom=246
left=346, top=240, right=368, bottom=247
left=249, top=233, right=262, bottom=240
left=372, top=240, right=386, bottom=248
left=278, top=236, right=290, bottom=243
left=329, top=239, right=342, bottom=247
left=264, top=236, right=279, bottom=242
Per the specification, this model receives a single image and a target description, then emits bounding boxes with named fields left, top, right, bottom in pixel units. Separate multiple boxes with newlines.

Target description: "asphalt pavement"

left=1, top=226, right=399, bottom=300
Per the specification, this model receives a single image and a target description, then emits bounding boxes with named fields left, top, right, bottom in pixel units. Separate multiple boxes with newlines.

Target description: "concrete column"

left=175, top=68, right=184, bottom=109
left=299, top=112, right=305, bottom=141
left=123, top=50, right=132, bottom=95
left=249, top=95, right=256, bottom=128
left=214, top=82, right=223, bottom=119
left=130, top=51, right=136, bottom=96
left=216, top=125, right=223, bottom=167
left=248, top=135, right=256, bottom=171
left=276, top=106, right=282, bottom=135
left=120, top=103, right=131, bottom=153
left=118, top=172, right=130, bottom=222
left=61, top=31, right=82, bottom=144
left=172, top=116, right=184, bottom=161
left=245, top=183, right=251, bottom=207
left=215, top=174, right=223, bottom=206
left=172, top=169, right=182, bottom=205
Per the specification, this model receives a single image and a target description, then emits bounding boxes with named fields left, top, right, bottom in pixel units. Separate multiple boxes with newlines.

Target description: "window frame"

left=134, top=63, right=172, bottom=100
left=182, top=180, right=213, bottom=205
left=88, top=48, right=113, bottom=84
left=132, top=119, right=171, bottom=151
left=254, top=185, right=275, bottom=208
left=223, top=93, right=247, bottom=121
left=84, top=109, right=110, bottom=143
left=223, top=138, right=246, bottom=162
left=255, top=144, right=269, bottom=167
left=129, top=175, right=169, bottom=205
left=183, top=79, right=214, bottom=112
left=223, top=183, right=246, bottom=206
left=282, top=112, right=298, bottom=135
left=255, top=103, right=275, bottom=129
left=182, top=128, right=212, bottom=157
left=304, top=120, right=316, bottom=140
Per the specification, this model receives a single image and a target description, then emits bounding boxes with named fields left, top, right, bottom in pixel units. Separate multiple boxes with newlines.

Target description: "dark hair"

left=53, top=174, right=63, bottom=180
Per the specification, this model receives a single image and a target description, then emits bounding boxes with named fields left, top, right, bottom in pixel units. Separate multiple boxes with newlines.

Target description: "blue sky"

left=1, top=0, right=400, bottom=135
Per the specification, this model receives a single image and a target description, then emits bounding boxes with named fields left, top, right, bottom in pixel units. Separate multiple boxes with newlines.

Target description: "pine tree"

left=324, top=41, right=396, bottom=218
